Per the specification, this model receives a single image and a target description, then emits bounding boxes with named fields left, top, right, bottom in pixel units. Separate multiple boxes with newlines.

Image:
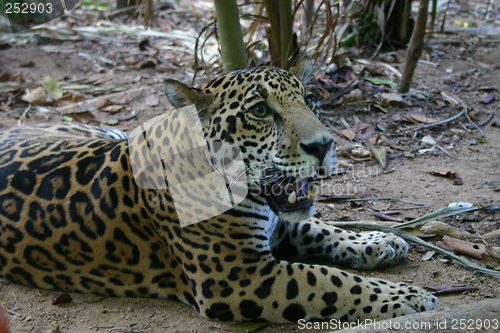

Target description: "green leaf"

left=476, top=138, right=488, bottom=143
left=43, top=75, right=63, bottom=99
left=98, top=2, right=110, bottom=7
left=81, top=2, right=93, bottom=6
left=364, top=78, right=397, bottom=89
left=62, top=116, right=73, bottom=122
left=374, top=104, right=388, bottom=113
left=339, top=32, right=356, bottom=48
left=226, top=322, right=269, bottom=333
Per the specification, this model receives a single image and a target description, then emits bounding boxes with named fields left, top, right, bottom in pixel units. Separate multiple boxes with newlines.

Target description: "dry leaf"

left=422, top=251, right=435, bottom=261
left=351, top=147, right=371, bottom=158
left=468, top=109, right=479, bottom=120
left=369, top=146, right=387, bottom=169
left=63, top=111, right=96, bottom=123
left=123, top=56, right=139, bottom=65
left=21, top=87, right=47, bottom=105
left=9, top=72, right=22, bottom=83
left=156, top=64, right=176, bottom=72
left=340, top=129, right=356, bottom=141
left=116, top=110, right=139, bottom=121
left=371, top=202, right=391, bottom=211
left=101, top=105, right=124, bottom=113
left=428, top=171, right=463, bottom=185
left=481, top=92, right=495, bottom=104
left=145, top=94, right=159, bottom=107
left=373, top=212, right=404, bottom=222
left=55, top=93, right=81, bottom=107
left=51, top=293, right=73, bottom=304
left=353, top=123, right=376, bottom=140
left=380, top=92, right=404, bottom=106
left=441, top=235, right=487, bottom=259
left=408, top=110, right=439, bottom=124
left=157, top=18, right=173, bottom=31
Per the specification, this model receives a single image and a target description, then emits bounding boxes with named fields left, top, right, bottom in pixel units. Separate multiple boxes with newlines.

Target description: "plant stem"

left=214, top=0, right=248, bottom=71
left=398, top=0, right=429, bottom=93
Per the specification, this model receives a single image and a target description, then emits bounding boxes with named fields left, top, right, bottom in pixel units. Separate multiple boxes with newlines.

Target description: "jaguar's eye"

left=305, top=96, right=315, bottom=109
left=250, top=103, right=271, bottom=118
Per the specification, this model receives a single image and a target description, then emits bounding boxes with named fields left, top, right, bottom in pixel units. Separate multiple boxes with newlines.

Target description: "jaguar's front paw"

left=330, top=231, right=408, bottom=269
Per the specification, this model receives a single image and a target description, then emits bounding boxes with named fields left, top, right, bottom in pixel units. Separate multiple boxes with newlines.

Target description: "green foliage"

left=81, top=0, right=111, bottom=12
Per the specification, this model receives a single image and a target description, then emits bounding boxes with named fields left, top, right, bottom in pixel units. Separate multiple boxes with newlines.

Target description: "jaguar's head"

left=164, top=58, right=336, bottom=223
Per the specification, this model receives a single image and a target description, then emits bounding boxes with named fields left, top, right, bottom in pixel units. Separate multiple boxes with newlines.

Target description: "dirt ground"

left=1, top=4, right=500, bottom=333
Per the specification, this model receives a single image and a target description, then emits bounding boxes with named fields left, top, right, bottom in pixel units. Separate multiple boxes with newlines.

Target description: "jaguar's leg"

left=190, top=257, right=437, bottom=323
left=271, top=219, right=408, bottom=269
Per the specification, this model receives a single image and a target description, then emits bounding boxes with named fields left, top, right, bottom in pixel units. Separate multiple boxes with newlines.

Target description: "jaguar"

left=0, top=58, right=437, bottom=323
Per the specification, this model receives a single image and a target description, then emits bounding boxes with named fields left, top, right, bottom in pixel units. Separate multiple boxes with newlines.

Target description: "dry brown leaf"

left=353, top=123, right=376, bottom=140
left=0, top=103, right=10, bottom=112
left=351, top=147, right=371, bottom=158
left=428, top=171, right=463, bottom=185
left=156, top=64, right=176, bottom=73
left=21, top=87, right=47, bottom=105
left=51, top=293, right=72, bottom=304
left=371, top=202, right=391, bottom=211
left=373, top=212, right=404, bottom=222
left=369, top=146, right=387, bottom=169
left=441, top=235, right=487, bottom=259
left=380, top=92, right=404, bottom=106
left=55, top=93, right=81, bottom=107
left=408, top=110, right=439, bottom=124
left=9, top=72, right=22, bottom=83
left=468, top=109, right=479, bottom=120
left=145, top=94, right=159, bottom=107
left=340, top=129, right=356, bottom=141
left=63, top=111, right=96, bottom=123
left=101, top=105, right=124, bottom=113
left=123, top=56, right=139, bottom=65
left=157, top=18, right=173, bottom=31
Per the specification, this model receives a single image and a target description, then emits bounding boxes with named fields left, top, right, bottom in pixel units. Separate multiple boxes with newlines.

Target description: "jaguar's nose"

left=300, top=137, right=334, bottom=165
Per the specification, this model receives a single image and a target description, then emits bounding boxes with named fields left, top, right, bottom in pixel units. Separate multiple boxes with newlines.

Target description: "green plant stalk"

left=214, top=0, right=248, bottom=71
left=263, top=0, right=281, bottom=65
left=279, top=0, right=293, bottom=68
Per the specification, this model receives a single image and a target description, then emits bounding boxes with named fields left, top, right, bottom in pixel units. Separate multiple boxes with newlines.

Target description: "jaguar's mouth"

left=261, top=177, right=318, bottom=212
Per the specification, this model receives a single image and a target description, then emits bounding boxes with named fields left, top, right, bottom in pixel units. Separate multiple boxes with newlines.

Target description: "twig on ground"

left=403, top=109, right=466, bottom=132
left=319, top=219, right=500, bottom=276
left=5, top=308, right=22, bottom=317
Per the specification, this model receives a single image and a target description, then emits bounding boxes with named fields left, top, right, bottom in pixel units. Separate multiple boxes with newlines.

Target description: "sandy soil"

left=0, top=10, right=499, bottom=333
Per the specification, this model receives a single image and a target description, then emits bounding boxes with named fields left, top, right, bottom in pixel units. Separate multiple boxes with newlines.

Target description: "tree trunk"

left=398, top=0, right=430, bottom=93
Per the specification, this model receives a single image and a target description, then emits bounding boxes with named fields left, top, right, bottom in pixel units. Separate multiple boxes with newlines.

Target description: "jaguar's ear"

left=164, top=79, right=213, bottom=115
left=290, top=56, right=313, bottom=85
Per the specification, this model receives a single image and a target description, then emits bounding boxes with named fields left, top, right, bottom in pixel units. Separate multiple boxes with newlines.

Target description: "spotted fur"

left=0, top=58, right=437, bottom=322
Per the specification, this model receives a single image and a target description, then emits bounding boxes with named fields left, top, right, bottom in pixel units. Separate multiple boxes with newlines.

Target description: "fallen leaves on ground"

left=428, top=170, right=464, bottom=185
